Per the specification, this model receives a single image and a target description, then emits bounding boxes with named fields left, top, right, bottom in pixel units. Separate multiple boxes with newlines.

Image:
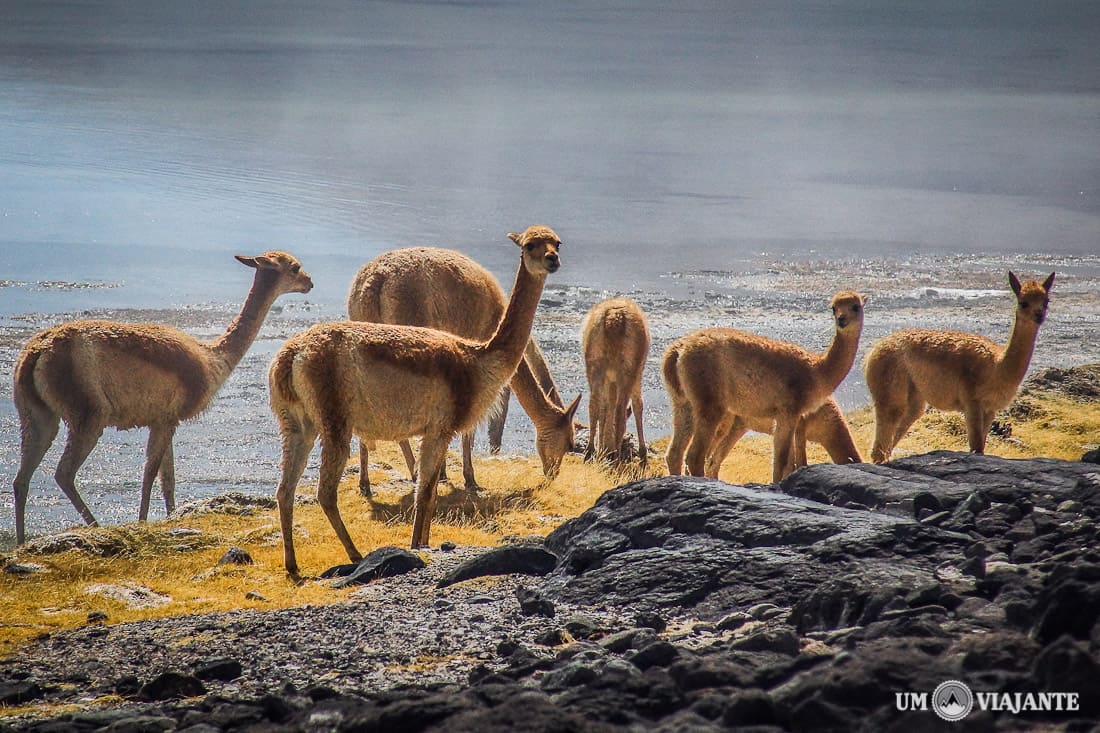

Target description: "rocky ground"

left=3, top=451, right=1100, bottom=732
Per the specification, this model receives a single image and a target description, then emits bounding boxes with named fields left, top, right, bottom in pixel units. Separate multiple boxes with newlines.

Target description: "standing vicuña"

left=12, top=251, right=314, bottom=544
left=346, top=247, right=579, bottom=494
left=663, top=291, right=868, bottom=482
left=581, top=297, right=649, bottom=466
left=865, top=271, right=1054, bottom=463
left=269, top=226, right=562, bottom=577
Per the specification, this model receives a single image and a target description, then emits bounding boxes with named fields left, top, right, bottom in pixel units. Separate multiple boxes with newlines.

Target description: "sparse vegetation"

left=2, top=378, right=1096, bottom=666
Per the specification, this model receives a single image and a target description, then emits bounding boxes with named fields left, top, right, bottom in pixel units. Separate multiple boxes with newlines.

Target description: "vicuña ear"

left=507, top=232, right=523, bottom=246
left=1008, top=271, right=1022, bottom=297
left=235, top=255, right=259, bottom=269
left=565, top=393, right=582, bottom=422
left=861, top=293, right=871, bottom=306
left=1043, top=272, right=1056, bottom=292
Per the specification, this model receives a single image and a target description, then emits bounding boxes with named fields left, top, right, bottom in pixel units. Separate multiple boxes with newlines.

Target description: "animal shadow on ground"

left=366, top=481, right=540, bottom=529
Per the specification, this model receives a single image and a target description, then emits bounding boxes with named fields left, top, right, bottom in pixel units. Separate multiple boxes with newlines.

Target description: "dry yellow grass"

left=0, top=443, right=630, bottom=657
left=2, top=389, right=1095, bottom=660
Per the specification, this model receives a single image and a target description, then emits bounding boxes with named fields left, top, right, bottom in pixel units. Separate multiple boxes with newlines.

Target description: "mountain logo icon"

left=932, top=680, right=974, bottom=722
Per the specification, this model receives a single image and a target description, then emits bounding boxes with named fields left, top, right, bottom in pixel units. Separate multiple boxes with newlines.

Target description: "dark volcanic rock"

left=7, top=452, right=1100, bottom=733
left=325, top=546, right=426, bottom=588
left=437, top=544, right=559, bottom=587
left=541, top=475, right=968, bottom=617
left=136, top=672, right=206, bottom=701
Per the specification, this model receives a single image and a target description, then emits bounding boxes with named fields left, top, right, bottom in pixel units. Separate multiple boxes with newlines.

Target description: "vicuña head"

left=270, top=226, right=562, bottom=578
left=865, top=271, right=1054, bottom=463
left=12, top=251, right=313, bottom=544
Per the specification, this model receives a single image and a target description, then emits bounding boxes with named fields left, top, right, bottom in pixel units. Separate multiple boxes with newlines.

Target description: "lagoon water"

left=2, top=0, right=1099, bottom=544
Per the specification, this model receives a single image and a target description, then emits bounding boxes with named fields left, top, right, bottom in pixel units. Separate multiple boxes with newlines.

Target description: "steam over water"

left=2, top=1, right=1099, bottom=544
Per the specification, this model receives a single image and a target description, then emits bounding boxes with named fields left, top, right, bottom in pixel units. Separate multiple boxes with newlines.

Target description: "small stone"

left=912, top=491, right=943, bottom=517
left=87, top=610, right=108, bottom=624
left=434, top=599, right=455, bottom=611
left=633, top=611, right=667, bottom=632
left=729, top=627, right=800, bottom=656
left=217, top=547, right=254, bottom=565
left=563, top=614, right=603, bottom=640
left=628, top=640, right=680, bottom=670
left=1056, top=499, right=1082, bottom=513
left=599, top=628, right=657, bottom=653
left=534, top=628, right=568, bottom=646
left=3, top=562, right=46, bottom=575
left=440, top=540, right=457, bottom=552
left=0, top=680, right=44, bottom=705
left=137, top=672, right=206, bottom=701
left=747, top=603, right=779, bottom=620
left=330, top=546, right=426, bottom=588
left=244, top=590, right=269, bottom=602
left=436, top=545, right=558, bottom=587
left=716, top=612, right=752, bottom=631
left=193, top=658, right=243, bottom=681
left=515, top=586, right=555, bottom=617
left=919, top=511, right=951, bottom=526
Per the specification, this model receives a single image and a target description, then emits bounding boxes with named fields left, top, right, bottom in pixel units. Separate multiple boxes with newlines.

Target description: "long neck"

left=207, top=270, right=280, bottom=376
left=525, top=338, right=564, bottom=408
left=479, top=260, right=547, bottom=376
left=815, top=329, right=861, bottom=393
left=997, top=313, right=1041, bottom=387
left=509, top=353, right=565, bottom=427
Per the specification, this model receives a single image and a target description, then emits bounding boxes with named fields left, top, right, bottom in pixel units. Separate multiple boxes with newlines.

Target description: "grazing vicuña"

left=269, top=226, right=562, bottom=577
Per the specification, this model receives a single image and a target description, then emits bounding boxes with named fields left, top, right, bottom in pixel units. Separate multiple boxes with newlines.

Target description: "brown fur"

left=271, top=226, right=562, bottom=577
left=12, top=251, right=313, bottom=544
left=664, top=290, right=868, bottom=482
left=346, top=246, right=575, bottom=492
left=865, top=271, right=1054, bottom=462
left=581, top=297, right=650, bottom=466
left=703, top=397, right=861, bottom=478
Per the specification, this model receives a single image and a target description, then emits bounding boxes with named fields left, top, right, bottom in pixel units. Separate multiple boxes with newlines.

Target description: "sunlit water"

left=2, top=0, right=1098, bottom=545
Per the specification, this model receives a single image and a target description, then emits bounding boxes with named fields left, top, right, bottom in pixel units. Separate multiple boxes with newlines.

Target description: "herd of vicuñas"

left=11, top=226, right=1055, bottom=579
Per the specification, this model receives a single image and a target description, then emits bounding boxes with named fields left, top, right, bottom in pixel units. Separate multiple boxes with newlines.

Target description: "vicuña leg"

left=357, top=436, right=372, bottom=497
left=13, top=402, right=61, bottom=544
left=411, top=435, right=449, bottom=549
left=871, top=401, right=903, bottom=464
left=966, top=403, right=995, bottom=454
left=665, top=400, right=694, bottom=476
left=487, top=387, right=510, bottom=455
left=54, top=417, right=106, bottom=527
left=460, top=430, right=479, bottom=490
left=276, top=416, right=317, bottom=579
left=159, top=441, right=176, bottom=516
left=317, top=427, right=361, bottom=565
left=685, top=404, right=725, bottom=477
left=705, top=419, right=749, bottom=479
left=771, top=417, right=798, bottom=482
left=138, top=423, right=176, bottom=521
left=631, top=388, right=646, bottom=467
